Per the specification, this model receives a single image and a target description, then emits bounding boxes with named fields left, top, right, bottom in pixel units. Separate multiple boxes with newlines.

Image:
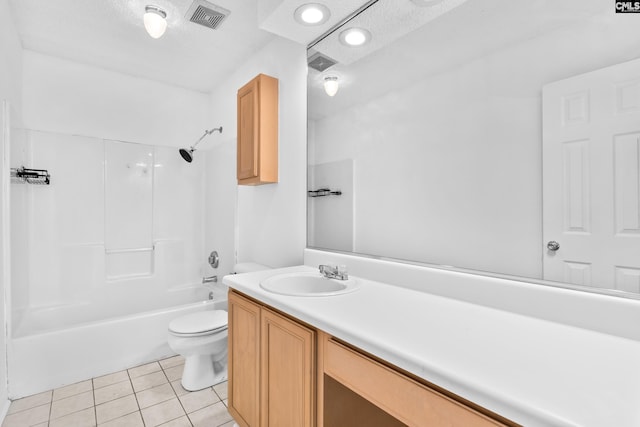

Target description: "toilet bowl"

left=168, top=262, right=271, bottom=392
left=167, top=310, right=228, bottom=391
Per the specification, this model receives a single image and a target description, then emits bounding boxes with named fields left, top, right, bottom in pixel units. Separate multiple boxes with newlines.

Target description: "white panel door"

left=543, top=58, right=640, bottom=292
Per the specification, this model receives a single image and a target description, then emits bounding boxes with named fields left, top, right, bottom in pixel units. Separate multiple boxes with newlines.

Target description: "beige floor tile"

left=219, top=422, right=236, bottom=427
left=7, top=390, right=52, bottom=414
left=96, top=394, right=139, bottom=425
left=163, top=365, right=183, bottom=382
left=128, top=362, right=161, bottom=379
left=49, top=407, right=96, bottom=427
left=170, top=380, right=189, bottom=397
left=94, top=370, right=130, bottom=390
left=1, top=403, right=50, bottom=427
left=53, top=379, right=93, bottom=400
left=179, top=388, right=220, bottom=414
left=32, top=423, right=48, bottom=427
left=136, top=383, right=176, bottom=409
left=98, top=411, right=144, bottom=427
left=213, top=382, right=228, bottom=401
left=188, top=401, right=232, bottom=427
left=159, top=356, right=184, bottom=370
left=50, top=390, right=94, bottom=420
left=140, top=398, right=185, bottom=427
left=95, top=380, right=134, bottom=405
left=222, top=399, right=228, bottom=407
left=131, top=371, right=168, bottom=393
left=158, top=416, right=192, bottom=427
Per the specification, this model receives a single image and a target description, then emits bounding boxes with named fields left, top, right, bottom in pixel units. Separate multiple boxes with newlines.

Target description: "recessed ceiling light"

left=339, top=28, right=371, bottom=47
left=294, top=3, right=330, bottom=26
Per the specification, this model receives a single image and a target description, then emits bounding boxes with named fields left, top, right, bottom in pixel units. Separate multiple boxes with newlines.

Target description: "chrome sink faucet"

left=319, top=264, right=348, bottom=280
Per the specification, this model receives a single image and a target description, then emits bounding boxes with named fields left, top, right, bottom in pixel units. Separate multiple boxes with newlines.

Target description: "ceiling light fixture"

left=294, top=3, right=330, bottom=26
left=323, top=76, right=339, bottom=97
left=339, top=27, right=371, bottom=47
left=144, top=5, right=168, bottom=39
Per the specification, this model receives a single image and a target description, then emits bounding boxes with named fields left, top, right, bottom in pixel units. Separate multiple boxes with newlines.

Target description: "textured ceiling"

left=8, top=0, right=277, bottom=93
left=313, top=0, right=471, bottom=66
left=259, top=0, right=368, bottom=46
left=8, top=0, right=375, bottom=94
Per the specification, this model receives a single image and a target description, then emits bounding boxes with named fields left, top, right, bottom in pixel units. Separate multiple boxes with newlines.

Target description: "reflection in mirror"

left=307, top=0, right=640, bottom=297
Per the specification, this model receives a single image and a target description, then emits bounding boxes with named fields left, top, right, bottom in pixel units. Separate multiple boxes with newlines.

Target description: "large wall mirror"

left=307, top=0, right=640, bottom=298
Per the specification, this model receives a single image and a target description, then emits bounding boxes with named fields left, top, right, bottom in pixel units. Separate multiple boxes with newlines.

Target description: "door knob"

left=547, top=241, right=560, bottom=251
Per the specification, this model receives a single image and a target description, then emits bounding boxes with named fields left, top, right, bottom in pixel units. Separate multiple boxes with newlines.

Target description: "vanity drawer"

left=323, top=338, right=509, bottom=427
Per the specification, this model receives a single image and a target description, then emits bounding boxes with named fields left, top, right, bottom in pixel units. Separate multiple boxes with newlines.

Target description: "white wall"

left=206, top=37, right=307, bottom=271
left=0, top=0, right=23, bottom=418
left=22, top=50, right=210, bottom=147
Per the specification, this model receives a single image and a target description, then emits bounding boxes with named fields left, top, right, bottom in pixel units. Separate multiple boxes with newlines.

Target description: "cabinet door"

left=237, top=77, right=259, bottom=181
left=261, top=308, right=316, bottom=427
left=228, top=291, right=261, bottom=427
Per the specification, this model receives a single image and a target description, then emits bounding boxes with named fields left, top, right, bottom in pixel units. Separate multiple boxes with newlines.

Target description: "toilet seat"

left=169, top=310, right=228, bottom=337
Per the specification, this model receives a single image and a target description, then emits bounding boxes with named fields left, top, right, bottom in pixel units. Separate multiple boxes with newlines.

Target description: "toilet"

left=168, top=310, right=229, bottom=391
left=167, top=262, right=270, bottom=391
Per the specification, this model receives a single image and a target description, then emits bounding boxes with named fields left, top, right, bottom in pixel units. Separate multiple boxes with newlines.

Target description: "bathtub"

left=8, top=287, right=227, bottom=399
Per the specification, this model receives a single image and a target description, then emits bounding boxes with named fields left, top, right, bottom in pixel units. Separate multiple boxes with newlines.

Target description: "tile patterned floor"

left=2, top=356, right=235, bottom=427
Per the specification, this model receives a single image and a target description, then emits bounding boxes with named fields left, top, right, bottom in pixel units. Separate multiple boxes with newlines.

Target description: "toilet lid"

left=169, top=310, right=227, bottom=335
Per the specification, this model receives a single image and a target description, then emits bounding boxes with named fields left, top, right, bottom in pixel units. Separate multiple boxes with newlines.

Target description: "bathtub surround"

left=6, top=42, right=223, bottom=401
left=10, top=131, right=206, bottom=327
left=8, top=128, right=217, bottom=397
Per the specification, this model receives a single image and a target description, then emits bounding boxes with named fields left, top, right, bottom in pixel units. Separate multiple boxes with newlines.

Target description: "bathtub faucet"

left=202, top=275, right=218, bottom=284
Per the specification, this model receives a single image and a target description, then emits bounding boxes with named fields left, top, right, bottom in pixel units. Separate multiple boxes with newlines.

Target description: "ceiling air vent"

left=307, top=52, right=337, bottom=72
left=186, top=0, right=230, bottom=30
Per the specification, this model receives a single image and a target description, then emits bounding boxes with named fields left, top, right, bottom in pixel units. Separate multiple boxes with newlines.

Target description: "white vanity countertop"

left=223, top=265, right=640, bottom=427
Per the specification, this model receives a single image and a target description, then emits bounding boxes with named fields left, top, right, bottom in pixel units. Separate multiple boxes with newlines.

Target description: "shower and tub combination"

left=8, top=126, right=227, bottom=398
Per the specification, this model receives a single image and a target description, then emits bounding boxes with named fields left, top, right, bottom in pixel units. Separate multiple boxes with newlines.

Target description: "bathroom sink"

left=260, top=272, right=360, bottom=297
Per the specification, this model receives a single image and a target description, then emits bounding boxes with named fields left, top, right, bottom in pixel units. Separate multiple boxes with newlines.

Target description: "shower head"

left=179, top=126, right=223, bottom=162
left=179, top=148, right=194, bottom=163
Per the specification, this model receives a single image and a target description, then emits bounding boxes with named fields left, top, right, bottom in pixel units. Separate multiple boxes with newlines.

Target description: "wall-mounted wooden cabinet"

left=237, top=74, right=278, bottom=185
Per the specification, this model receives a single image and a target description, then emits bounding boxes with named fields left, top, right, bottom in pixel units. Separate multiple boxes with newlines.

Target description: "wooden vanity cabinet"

left=319, top=333, right=513, bottom=427
left=229, top=290, right=515, bottom=427
left=228, top=290, right=315, bottom=427
left=228, top=291, right=261, bottom=426
left=237, top=73, right=278, bottom=185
